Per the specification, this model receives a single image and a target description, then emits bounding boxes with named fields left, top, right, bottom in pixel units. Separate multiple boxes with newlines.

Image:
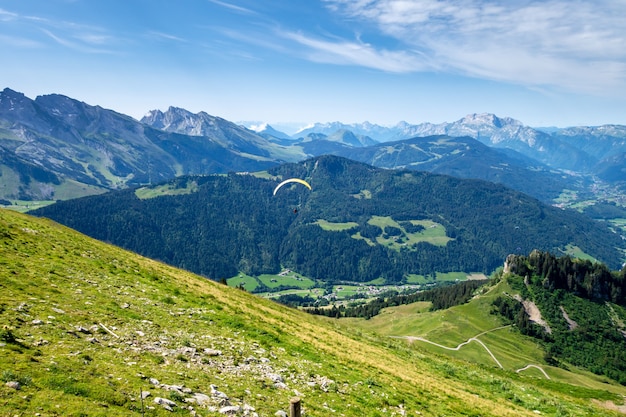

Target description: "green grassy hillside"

left=347, top=277, right=626, bottom=401
left=1, top=209, right=625, bottom=416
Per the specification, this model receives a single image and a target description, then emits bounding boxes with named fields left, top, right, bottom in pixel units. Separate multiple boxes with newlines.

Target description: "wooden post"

left=140, top=388, right=145, bottom=417
left=289, top=396, right=301, bottom=417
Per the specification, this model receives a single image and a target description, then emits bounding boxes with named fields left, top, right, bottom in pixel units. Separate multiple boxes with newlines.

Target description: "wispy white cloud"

left=206, top=0, right=257, bottom=15
left=41, top=28, right=115, bottom=54
left=281, top=30, right=429, bottom=73
left=146, top=31, right=189, bottom=43
left=322, top=0, right=626, bottom=95
left=0, top=8, right=19, bottom=21
left=75, top=33, right=113, bottom=45
left=0, top=7, right=119, bottom=53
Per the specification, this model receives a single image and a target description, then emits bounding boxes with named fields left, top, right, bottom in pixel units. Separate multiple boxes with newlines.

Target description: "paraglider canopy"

left=272, top=178, right=312, bottom=196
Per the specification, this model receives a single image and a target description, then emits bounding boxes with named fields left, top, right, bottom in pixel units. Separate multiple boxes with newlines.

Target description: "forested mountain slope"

left=495, top=250, right=626, bottom=383
left=331, top=135, right=577, bottom=202
left=32, top=156, right=626, bottom=283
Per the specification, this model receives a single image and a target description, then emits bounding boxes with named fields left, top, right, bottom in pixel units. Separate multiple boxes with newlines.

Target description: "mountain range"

left=286, top=114, right=626, bottom=178
left=1, top=87, right=625, bottom=206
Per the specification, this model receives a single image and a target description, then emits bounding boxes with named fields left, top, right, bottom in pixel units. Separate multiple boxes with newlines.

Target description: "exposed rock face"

left=0, top=88, right=301, bottom=201
left=560, top=306, right=578, bottom=330
left=513, top=295, right=552, bottom=334
left=503, top=254, right=519, bottom=275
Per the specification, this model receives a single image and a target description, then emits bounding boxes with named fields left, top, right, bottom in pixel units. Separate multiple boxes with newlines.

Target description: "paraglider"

left=273, top=178, right=311, bottom=214
left=272, top=178, right=312, bottom=196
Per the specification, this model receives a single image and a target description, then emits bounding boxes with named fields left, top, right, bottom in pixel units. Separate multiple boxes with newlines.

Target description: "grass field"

left=609, top=218, right=626, bottom=235
left=315, top=219, right=359, bottom=231
left=560, top=244, right=598, bottom=262
left=346, top=278, right=626, bottom=398
left=260, top=288, right=325, bottom=299
left=226, top=273, right=260, bottom=291
left=135, top=179, right=199, bottom=199
left=227, top=270, right=316, bottom=292
left=333, top=285, right=362, bottom=298
left=352, top=215, right=453, bottom=251
left=2, top=200, right=56, bottom=213
left=2, top=209, right=625, bottom=416
left=257, top=270, right=315, bottom=289
left=406, top=271, right=485, bottom=284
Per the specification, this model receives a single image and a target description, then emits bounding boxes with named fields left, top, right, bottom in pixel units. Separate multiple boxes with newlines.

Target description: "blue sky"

left=1, top=0, right=625, bottom=130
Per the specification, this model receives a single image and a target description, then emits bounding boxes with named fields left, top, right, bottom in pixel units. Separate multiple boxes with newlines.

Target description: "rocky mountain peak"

left=0, top=88, right=35, bottom=116
left=0, top=87, right=27, bottom=102
left=459, top=113, right=520, bottom=129
left=141, top=106, right=224, bottom=137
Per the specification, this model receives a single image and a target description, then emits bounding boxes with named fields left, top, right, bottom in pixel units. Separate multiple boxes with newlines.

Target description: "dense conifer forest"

left=33, top=156, right=626, bottom=284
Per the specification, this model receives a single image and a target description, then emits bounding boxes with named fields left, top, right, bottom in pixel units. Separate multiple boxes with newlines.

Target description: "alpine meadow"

left=2, top=208, right=626, bottom=417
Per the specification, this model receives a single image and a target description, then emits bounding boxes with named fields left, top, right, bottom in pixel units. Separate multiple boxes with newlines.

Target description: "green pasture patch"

left=362, top=216, right=452, bottom=251
left=467, top=273, right=489, bottom=280
left=4, top=200, right=56, bottom=213
left=367, top=215, right=398, bottom=229
left=315, top=219, right=359, bottom=231
left=135, top=180, right=199, bottom=199
left=227, top=274, right=259, bottom=291
left=407, top=272, right=472, bottom=284
left=53, top=179, right=107, bottom=201
left=436, top=272, right=470, bottom=282
left=609, top=218, right=626, bottom=236
left=333, top=285, right=362, bottom=298
left=260, top=288, right=324, bottom=299
left=405, top=220, right=452, bottom=245
left=553, top=189, right=579, bottom=206
left=249, top=170, right=273, bottom=179
left=258, top=271, right=315, bottom=289
left=609, top=218, right=626, bottom=226
left=406, top=274, right=429, bottom=284
left=364, top=277, right=386, bottom=285
left=560, top=244, right=598, bottom=263
left=351, top=231, right=376, bottom=246
left=366, top=308, right=544, bottom=373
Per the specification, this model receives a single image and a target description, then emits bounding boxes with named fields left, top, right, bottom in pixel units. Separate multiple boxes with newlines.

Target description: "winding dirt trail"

left=391, top=325, right=550, bottom=379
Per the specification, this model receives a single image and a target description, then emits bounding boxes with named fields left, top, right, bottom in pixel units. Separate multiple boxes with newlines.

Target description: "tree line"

left=504, top=250, right=626, bottom=304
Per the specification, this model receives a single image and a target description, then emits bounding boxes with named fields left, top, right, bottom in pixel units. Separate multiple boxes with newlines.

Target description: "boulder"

left=5, top=381, right=20, bottom=390
left=219, top=405, right=241, bottom=415
left=154, top=397, right=177, bottom=411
